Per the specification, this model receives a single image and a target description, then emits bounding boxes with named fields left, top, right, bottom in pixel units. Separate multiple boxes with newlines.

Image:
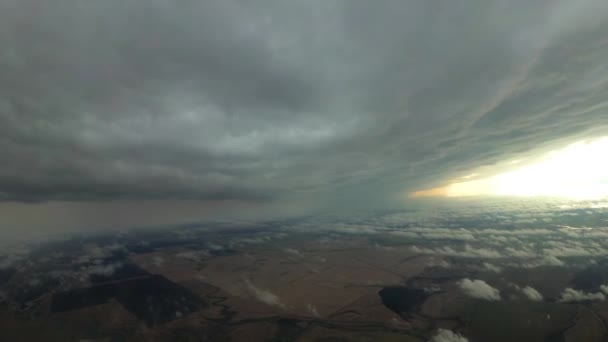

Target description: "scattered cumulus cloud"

left=429, top=329, right=469, bottom=342
left=520, top=286, right=543, bottom=302
left=482, top=262, right=502, bottom=273
left=559, top=288, right=606, bottom=302
left=283, top=248, right=302, bottom=257
left=76, top=244, right=125, bottom=265
left=458, top=279, right=501, bottom=301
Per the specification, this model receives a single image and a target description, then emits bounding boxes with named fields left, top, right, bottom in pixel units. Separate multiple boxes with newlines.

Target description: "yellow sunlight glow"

left=412, top=137, right=608, bottom=200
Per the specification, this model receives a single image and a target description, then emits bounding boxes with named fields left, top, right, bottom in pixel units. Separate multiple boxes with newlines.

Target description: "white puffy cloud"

left=323, top=224, right=384, bottom=235
left=520, top=286, right=543, bottom=301
left=482, top=262, right=502, bottom=273
left=389, top=231, right=419, bottom=238
left=429, top=329, right=469, bottom=342
left=519, top=255, right=565, bottom=268
left=559, top=288, right=605, bottom=302
left=407, top=227, right=476, bottom=241
left=458, top=279, right=501, bottom=301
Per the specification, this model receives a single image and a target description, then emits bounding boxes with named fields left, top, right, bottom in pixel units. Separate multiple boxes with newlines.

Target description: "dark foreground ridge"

left=51, top=274, right=206, bottom=326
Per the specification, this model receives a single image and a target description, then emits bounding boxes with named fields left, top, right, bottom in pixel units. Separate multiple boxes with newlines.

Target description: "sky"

left=2, top=0, right=608, bottom=238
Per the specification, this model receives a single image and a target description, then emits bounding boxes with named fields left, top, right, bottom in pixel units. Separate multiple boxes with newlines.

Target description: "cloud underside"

left=2, top=1, right=608, bottom=204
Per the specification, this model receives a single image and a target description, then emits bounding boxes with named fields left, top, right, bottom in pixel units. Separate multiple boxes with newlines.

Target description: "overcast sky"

left=2, top=0, right=608, bottom=238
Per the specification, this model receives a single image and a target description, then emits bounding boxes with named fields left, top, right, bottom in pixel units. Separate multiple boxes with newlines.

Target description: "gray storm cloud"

left=2, top=0, right=608, bottom=205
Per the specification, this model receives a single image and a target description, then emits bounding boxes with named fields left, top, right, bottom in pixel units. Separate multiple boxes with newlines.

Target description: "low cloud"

left=559, top=288, right=605, bottom=302
left=458, top=279, right=501, bottom=301
left=230, top=232, right=288, bottom=247
left=284, top=248, right=302, bottom=257
left=482, top=262, right=502, bottom=273
left=76, top=243, right=125, bottom=265
left=84, top=262, right=123, bottom=277
left=152, top=256, right=165, bottom=267
left=175, top=251, right=206, bottom=261
left=0, top=255, right=20, bottom=270
left=245, top=279, right=286, bottom=309
left=520, top=286, right=543, bottom=302
left=412, top=245, right=502, bottom=259
left=307, top=304, right=321, bottom=317
left=429, top=329, right=469, bottom=342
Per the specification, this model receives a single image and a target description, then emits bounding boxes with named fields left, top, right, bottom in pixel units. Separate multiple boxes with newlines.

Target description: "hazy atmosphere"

left=2, top=1, right=608, bottom=341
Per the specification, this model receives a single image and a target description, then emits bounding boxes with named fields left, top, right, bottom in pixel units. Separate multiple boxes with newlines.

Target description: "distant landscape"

left=2, top=199, right=608, bottom=341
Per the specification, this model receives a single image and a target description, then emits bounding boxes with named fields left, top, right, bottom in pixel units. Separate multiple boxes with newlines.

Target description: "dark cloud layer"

left=2, top=0, right=608, bottom=205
